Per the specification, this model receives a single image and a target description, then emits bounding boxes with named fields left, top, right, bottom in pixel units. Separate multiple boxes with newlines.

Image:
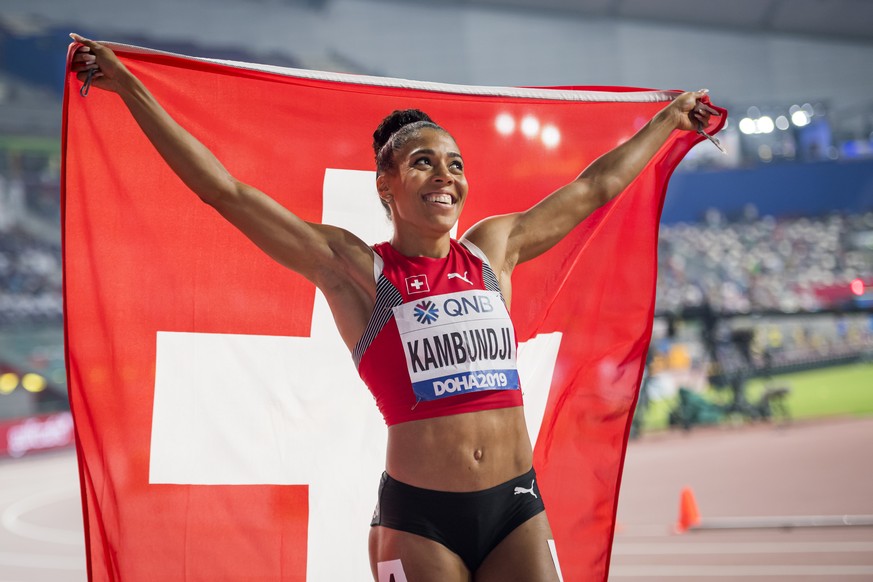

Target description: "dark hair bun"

left=372, top=109, right=433, bottom=156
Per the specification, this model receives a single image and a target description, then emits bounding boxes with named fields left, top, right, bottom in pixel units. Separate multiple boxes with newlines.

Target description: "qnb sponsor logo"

left=433, top=371, right=511, bottom=396
left=442, top=294, right=494, bottom=318
left=413, top=300, right=440, bottom=324
left=407, top=326, right=514, bottom=373
left=409, top=294, right=497, bottom=328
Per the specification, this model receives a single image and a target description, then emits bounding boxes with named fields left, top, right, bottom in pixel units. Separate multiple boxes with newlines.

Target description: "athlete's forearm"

left=575, top=106, right=677, bottom=206
left=475, top=97, right=693, bottom=268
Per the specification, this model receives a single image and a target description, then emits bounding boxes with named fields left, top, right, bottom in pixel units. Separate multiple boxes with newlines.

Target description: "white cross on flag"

left=61, top=41, right=723, bottom=581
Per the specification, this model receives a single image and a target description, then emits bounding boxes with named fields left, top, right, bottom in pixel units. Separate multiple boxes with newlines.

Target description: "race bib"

left=392, top=290, right=520, bottom=402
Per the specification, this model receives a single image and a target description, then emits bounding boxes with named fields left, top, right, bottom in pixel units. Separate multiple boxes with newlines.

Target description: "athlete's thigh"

left=474, top=512, right=560, bottom=582
left=369, top=525, right=471, bottom=582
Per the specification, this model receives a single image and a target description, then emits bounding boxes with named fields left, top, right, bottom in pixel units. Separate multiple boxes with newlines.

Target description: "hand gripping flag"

left=61, top=41, right=725, bottom=581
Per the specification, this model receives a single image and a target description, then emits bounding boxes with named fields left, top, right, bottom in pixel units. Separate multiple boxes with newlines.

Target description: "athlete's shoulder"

left=372, top=241, right=391, bottom=256
left=455, top=237, right=490, bottom=266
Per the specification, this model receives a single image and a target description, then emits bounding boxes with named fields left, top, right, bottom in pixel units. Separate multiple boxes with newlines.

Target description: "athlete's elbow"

left=575, top=176, right=619, bottom=210
left=593, top=175, right=629, bottom=207
left=196, top=175, right=242, bottom=207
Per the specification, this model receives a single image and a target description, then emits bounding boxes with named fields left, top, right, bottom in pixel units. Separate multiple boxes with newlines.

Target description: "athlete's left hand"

left=669, top=89, right=721, bottom=132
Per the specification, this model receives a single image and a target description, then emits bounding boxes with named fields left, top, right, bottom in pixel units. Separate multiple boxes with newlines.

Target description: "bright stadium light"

left=520, top=115, right=540, bottom=138
left=791, top=110, right=810, bottom=127
left=22, top=373, right=47, bottom=393
left=541, top=124, right=561, bottom=148
left=739, top=117, right=757, bottom=135
left=775, top=115, right=790, bottom=131
left=495, top=113, right=515, bottom=136
left=851, top=278, right=866, bottom=296
left=0, top=373, right=18, bottom=394
left=757, top=116, right=775, bottom=134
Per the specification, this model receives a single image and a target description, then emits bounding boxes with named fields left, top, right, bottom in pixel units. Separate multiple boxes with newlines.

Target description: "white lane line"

left=613, top=541, right=873, bottom=555
left=610, top=565, right=873, bottom=577
left=1, top=488, right=84, bottom=545
left=0, top=551, right=85, bottom=570
left=614, top=525, right=675, bottom=537
left=693, top=514, right=873, bottom=529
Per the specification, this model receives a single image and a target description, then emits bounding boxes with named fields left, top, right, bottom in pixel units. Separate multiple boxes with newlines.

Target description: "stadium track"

left=0, top=416, right=871, bottom=581
left=612, top=415, right=873, bottom=581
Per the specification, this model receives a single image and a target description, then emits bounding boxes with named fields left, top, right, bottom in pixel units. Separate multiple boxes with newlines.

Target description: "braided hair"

left=372, top=109, right=448, bottom=175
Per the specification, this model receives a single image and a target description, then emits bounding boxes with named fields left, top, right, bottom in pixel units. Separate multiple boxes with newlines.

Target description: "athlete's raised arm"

left=462, top=90, right=719, bottom=284
left=68, top=34, right=374, bottom=293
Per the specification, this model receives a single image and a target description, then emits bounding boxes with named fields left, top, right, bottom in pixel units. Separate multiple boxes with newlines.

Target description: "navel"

left=473, top=448, right=483, bottom=462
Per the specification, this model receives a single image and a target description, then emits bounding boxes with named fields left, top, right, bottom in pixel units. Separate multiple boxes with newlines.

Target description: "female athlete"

left=70, top=33, right=718, bottom=582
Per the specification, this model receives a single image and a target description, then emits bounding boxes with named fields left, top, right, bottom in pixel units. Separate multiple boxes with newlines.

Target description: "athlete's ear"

left=376, top=175, right=392, bottom=202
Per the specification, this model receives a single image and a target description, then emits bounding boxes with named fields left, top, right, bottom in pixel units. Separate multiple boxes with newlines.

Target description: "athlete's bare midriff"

left=384, top=405, right=533, bottom=492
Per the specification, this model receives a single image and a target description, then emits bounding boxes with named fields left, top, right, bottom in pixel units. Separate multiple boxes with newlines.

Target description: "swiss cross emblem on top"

left=405, top=275, right=429, bottom=295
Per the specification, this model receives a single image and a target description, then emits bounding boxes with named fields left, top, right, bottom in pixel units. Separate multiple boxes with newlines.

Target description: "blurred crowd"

left=1, top=166, right=873, bottom=327
left=0, top=225, right=62, bottom=325
left=656, top=209, right=873, bottom=315
left=0, top=171, right=63, bottom=325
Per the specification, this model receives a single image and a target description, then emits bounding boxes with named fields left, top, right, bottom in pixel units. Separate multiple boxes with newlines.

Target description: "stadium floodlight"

left=791, top=110, right=810, bottom=127
left=739, top=117, right=756, bottom=135
left=22, top=373, right=47, bottom=393
left=541, top=124, right=561, bottom=149
left=0, top=373, right=18, bottom=394
left=520, top=115, right=540, bottom=138
left=756, top=116, right=775, bottom=134
left=495, top=113, right=515, bottom=136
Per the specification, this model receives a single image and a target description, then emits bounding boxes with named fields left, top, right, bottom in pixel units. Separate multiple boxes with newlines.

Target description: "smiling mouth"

left=423, top=193, right=454, bottom=206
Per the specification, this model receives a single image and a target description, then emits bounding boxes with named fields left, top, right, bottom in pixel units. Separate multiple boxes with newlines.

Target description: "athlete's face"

left=379, top=128, right=468, bottom=236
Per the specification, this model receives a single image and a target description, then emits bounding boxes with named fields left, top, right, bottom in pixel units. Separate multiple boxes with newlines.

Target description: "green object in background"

left=744, top=363, right=873, bottom=420
left=640, top=363, right=873, bottom=432
left=668, top=387, right=724, bottom=430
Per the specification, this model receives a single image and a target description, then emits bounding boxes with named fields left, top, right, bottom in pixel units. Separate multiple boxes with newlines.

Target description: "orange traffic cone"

left=674, top=487, right=701, bottom=533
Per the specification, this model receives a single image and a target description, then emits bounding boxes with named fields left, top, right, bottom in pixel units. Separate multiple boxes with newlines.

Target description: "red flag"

left=62, top=41, right=724, bottom=581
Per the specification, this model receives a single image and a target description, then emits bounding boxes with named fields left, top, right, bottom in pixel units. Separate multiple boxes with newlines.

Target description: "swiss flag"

left=405, top=274, right=430, bottom=295
left=61, top=41, right=724, bottom=580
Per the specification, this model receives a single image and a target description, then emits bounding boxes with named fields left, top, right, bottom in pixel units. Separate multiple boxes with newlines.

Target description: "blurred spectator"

left=657, top=210, right=873, bottom=314
left=0, top=173, right=26, bottom=231
left=0, top=225, right=62, bottom=325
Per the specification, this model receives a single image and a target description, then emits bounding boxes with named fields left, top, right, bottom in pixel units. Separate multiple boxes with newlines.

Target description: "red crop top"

left=354, top=239, right=524, bottom=426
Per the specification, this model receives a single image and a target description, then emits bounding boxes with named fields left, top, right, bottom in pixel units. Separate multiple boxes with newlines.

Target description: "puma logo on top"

left=448, top=271, right=474, bottom=286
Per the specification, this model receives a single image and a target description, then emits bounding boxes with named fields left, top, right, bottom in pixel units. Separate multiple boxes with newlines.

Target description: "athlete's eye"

left=450, top=160, right=464, bottom=171
left=414, top=157, right=432, bottom=167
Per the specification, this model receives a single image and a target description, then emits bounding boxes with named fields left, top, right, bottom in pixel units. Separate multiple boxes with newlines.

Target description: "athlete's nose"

left=431, top=161, right=454, bottom=184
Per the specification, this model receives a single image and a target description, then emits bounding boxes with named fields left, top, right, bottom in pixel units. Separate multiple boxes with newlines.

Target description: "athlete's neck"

left=390, top=231, right=452, bottom=259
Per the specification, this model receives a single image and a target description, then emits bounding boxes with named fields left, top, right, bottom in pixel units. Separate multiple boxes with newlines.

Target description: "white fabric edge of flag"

left=96, top=41, right=680, bottom=103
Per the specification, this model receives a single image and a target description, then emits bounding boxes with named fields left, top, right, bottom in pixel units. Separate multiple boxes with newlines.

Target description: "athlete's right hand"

left=70, top=33, right=129, bottom=94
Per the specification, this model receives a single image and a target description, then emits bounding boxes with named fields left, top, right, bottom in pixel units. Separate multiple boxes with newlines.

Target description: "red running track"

left=0, top=416, right=871, bottom=581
